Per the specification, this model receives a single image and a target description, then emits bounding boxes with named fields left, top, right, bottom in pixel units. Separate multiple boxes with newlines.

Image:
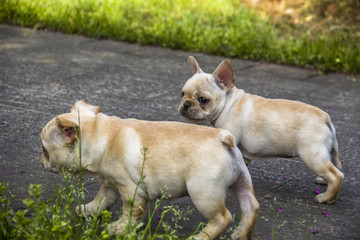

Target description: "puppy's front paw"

left=76, top=202, right=99, bottom=216
left=192, top=232, right=211, bottom=240
left=76, top=205, right=85, bottom=216
left=314, top=193, right=335, bottom=204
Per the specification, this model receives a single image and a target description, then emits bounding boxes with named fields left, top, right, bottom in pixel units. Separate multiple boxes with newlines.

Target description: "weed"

left=0, top=149, right=200, bottom=239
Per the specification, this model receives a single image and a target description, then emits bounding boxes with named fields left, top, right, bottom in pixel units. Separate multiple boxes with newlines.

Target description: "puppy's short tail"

left=219, top=130, right=235, bottom=148
left=326, top=118, right=342, bottom=171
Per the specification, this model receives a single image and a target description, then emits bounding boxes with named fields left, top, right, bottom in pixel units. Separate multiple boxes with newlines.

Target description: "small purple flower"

left=20, top=170, right=26, bottom=174
left=16, top=165, right=19, bottom=168
left=277, top=208, right=284, bottom=212
left=310, top=229, right=319, bottom=234
left=322, top=211, right=329, bottom=216
left=282, top=177, right=287, bottom=179
left=333, top=229, right=338, bottom=232
left=156, top=216, right=161, bottom=221
left=315, top=188, right=322, bottom=194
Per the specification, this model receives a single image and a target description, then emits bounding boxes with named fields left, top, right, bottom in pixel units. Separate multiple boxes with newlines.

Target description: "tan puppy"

left=40, top=100, right=259, bottom=240
left=179, top=56, right=344, bottom=204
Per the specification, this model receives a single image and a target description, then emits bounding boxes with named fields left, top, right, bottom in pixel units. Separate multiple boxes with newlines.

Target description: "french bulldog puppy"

left=179, top=56, right=344, bottom=204
left=40, top=100, right=259, bottom=240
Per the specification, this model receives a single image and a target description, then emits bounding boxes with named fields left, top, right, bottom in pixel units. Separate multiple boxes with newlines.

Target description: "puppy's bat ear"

left=212, top=60, right=235, bottom=90
left=188, top=56, right=203, bottom=74
left=71, top=100, right=100, bottom=115
left=56, top=113, right=80, bottom=144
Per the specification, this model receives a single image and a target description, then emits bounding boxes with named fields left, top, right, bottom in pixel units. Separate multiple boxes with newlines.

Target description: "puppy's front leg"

left=76, top=184, right=120, bottom=215
left=108, top=189, right=147, bottom=236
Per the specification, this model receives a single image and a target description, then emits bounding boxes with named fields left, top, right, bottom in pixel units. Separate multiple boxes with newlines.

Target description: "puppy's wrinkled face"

left=179, top=73, right=226, bottom=125
left=40, top=100, right=100, bottom=174
left=179, top=56, right=235, bottom=125
left=40, top=118, right=59, bottom=173
left=40, top=117, right=80, bottom=174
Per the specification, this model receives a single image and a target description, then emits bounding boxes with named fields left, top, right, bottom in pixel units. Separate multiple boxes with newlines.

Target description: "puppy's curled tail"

left=219, top=130, right=236, bottom=148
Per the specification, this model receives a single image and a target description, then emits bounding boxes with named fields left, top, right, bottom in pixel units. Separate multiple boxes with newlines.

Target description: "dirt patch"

left=243, top=0, right=360, bottom=37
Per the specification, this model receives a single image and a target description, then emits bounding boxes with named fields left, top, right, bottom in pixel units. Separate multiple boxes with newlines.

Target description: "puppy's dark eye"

left=181, top=92, right=184, bottom=97
left=198, top=97, right=209, bottom=104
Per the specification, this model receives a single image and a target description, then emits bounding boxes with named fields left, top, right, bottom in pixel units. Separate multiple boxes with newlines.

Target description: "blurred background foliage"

left=0, top=0, right=359, bottom=73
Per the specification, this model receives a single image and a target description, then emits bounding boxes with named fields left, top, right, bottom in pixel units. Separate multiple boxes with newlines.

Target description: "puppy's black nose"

left=183, top=101, right=192, bottom=111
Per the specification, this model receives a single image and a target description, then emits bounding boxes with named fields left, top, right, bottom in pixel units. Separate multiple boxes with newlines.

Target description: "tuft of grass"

left=0, top=179, right=113, bottom=239
left=3, top=149, right=201, bottom=239
left=0, top=153, right=199, bottom=239
left=0, top=0, right=359, bottom=73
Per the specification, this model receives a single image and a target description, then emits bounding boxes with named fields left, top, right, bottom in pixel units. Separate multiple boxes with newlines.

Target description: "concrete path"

left=0, top=24, right=359, bottom=239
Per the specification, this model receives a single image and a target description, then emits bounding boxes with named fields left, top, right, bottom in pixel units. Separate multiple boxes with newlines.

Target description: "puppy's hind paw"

left=314, top=176, right=327, bottom=185
left=314, top=193, right=335, bottom=204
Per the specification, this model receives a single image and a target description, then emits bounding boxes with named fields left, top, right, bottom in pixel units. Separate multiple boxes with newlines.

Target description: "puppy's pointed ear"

left=70, top=100, right=100, bottom=115
left=188, top=56, right=203, bottom=74
left=56, top=113, right=80, bottom=144
left=212, top=60, right=235, bottom=90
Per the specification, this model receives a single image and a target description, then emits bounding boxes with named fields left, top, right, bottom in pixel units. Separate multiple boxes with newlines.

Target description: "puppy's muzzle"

left=181, top=100, right=192, bottom=112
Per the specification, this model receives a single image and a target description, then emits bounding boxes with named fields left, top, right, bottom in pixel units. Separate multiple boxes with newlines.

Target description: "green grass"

left=0, top=0, right=359, bottom=73
left=0, top=181, right=199, bottom=239
left=0, top=148, right=200, bottom=239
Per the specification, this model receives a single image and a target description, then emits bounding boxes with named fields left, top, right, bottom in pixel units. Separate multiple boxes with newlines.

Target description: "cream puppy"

left=40, top=100, right=259, bottom=240
left=179, top=56, right=344, bottom=204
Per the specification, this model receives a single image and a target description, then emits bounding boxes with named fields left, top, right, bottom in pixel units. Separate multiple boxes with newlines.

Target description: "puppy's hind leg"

left=76, top=184, right=120, bottom=215
left=315, top=121, right=343, bottom=185
left=300, top=148, right=344, bottom=204
left=230, top=169, right=259, bottom=240
left=186, top=183, right=232, bottom=240
left=315, top=148, right=343, bottom=185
